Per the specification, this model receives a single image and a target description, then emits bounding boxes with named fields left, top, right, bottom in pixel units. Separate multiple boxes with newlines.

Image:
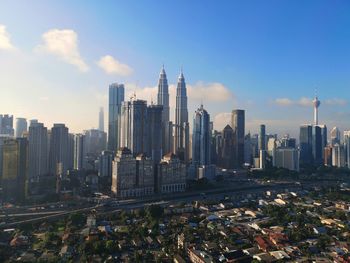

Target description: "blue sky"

left=0, top=1, right=350, bottom=137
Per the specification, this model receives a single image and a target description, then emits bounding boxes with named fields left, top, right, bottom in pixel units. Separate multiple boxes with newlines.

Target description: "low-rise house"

left=188, top=248, right=214, bottom=263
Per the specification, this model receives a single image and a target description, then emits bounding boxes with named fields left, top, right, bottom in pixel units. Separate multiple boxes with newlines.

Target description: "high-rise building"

left=99, top=107, right=104, bottom=132
left=244, top=133, right=252, bottom=165
left=28, top=122, right=48, bottom=183
left=84, top=129, right=107, bottom=156
left=312, top=125, right=323, bottom=165
left=2, top=138, right=28, bottom=202
left=299, top=124, right=313, bottom=165
left=147, top=104, right=163, bottom=164
left=0, top=114, right=14, bottom=136
left=324, top=146, right=332, bottom=167
left=332, top=143, right=345, bottom=167
left=120, top=99, right=148, bottom=156
left=258, top=124, right=266, bottom=151
left=220, top=125, right=235, bottom=169
left=157, top=153, right=186, bottom=193
left=330, top=127, right=341, bottom=146
left=174, top=70, right=190, bottom=162
left=111, top=148, right=154, bottom=197
left=15, top=118, right=27, bottom=138
left=344, top=131, right=350, bottom=168
left=73, top=134, right=86, bottom=170
left=267, top=137, right=277, bottom=166
left=108, top=83, right=125, bottom=151
left=192, top=105, right=211, bottom=166
left=49, top=124, right=69, bottom=176
left=275, top=148, right=299, bottom=171
left=157, top=66, right=172, bottom=155
left=98, top=150, right=114, bottom=178
left=231, top=110, right=245, bottom=167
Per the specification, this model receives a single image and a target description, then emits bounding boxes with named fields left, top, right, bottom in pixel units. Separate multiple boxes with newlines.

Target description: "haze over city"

left=1, top=1, right=350, bottom=137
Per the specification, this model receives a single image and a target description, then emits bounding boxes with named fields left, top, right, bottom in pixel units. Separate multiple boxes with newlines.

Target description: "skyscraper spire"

left=174, top=68, right=189, bottom=161
left=157, top=65, right=171, bottom=154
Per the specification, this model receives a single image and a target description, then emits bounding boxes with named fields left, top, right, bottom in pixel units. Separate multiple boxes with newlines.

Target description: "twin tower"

left=158, top=66, right=190, bottom=162
left=107, top=66, right=189, bottom=162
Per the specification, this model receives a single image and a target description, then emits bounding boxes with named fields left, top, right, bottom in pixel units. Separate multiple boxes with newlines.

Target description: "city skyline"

left=1, top=1, right=350, bottom=137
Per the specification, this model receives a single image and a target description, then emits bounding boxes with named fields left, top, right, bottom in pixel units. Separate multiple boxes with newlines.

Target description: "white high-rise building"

left=330, top=127, right=341, bottom=146
left=98, top=107, right=104, bottom=132
left=332, top=143, right=345, bottom=167
left=15, top=118, right=27, bottom=138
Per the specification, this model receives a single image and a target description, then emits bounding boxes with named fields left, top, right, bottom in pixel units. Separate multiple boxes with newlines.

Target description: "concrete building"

left=231, top=109, right=245, bottom=167
left=146, top=104, right=163, bottom=164
left=275, top=148, right=299, bottom=171
left=98, top=107, right=104, bottom=132
left=111, top=148, right=154, bottom=197
left=108, top=83, right=125, bottom=151
left=49, top=124, right=69, bottom=176
left=299, top=124, right=313, bottom=165
left=330, top=127, right=340, bottom=146
left=73, top=134, right=86, bottom=170
left=157, top=153, right=186, bottom=193
left=15, top=118, right=27, bottom=138
left=28, top=122, right=48, bottom=183
left=98, top=150, right=114, bottom=178
left=344, top=131, right=350, bottom=168
left=2, top=138, right=28, bottom=202
left=120, top=99, right=148, bottom=156
left=220, top=125, right=234, bottom=169
left=332, top=143, right=345, bottom=167
left=0, top=114, right=14, bottom=136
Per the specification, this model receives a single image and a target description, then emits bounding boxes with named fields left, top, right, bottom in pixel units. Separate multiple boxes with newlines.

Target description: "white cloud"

left=325, top=98, right=347, bottom=106
left=187, top=82, right=233, bottom=102
left=274, top=98, right=293, bottom=106
left=0, top=24, right=16, bottom=50
left=97, top=55, right=133, bottom=76
left=36, top=29, right=89, bottom=72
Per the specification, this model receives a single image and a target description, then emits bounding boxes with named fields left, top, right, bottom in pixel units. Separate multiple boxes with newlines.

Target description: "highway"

left=0, top=180, right=318, bottom=229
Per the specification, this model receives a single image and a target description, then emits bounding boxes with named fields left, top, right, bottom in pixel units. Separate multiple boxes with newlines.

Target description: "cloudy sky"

left=1, top=1, right=350, bottom=138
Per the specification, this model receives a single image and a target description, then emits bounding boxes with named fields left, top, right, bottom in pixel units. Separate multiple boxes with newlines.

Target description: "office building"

left=108, top=83, right=125, bottom=151
left=258, top=124, right=266, bottom=151
left=120, top=99, right=148, bottom=156
left=332, top=143, right=345, bottom=167
left=84, top=129, right=107, bottom=156
left=2, top=138, right=28, bottom=202
left=73, top=134, right=86, bottom=170
left=220, top=125, right=234, bottom=169
left=0, top=114, right=14, bottom=136
left=98, top=107, right=104, bottom=132
left=312, top=125, right=323, bottom=165
left=344, top=131, right=350, bottom=168
left=231, top=109, right=245, bottom=167
left=299, top=124, right=313, bottom=165
left=174, top=70, right=190, bottom=161
left=330, top=126, right=340, bottom=146
left=111, top=148, right=154, bottom=198
left=324, top=146, right=332, bottom=167
left=192, top=104, right=211, bottom=166
left=98, top=150, right=114, bottom=178
left=275, top=148, right=299, bottom=171
left=147, top=104, right=163, bottom=164
left=49, top=124, right=69, bottom=176
left=15, top=118, right=27, bottom=138
left=157, top=66, right=171, bottom=154
left=157, top=153, right=186, bottom=193
left=28, top=122, right=48, bottom=183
